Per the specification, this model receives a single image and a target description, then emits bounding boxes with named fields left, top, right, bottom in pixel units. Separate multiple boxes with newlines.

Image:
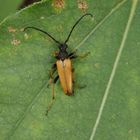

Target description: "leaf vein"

left=7, top=82, right=48, bottom=140
left=74, top=0, right=127, bottom=51
left=89, top=0, right=138, bottom=140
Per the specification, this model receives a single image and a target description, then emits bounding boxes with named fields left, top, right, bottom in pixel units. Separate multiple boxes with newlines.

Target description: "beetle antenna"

left=24, top=26, right=61, bottom=45
left=64, top=13, right=93, bottom=44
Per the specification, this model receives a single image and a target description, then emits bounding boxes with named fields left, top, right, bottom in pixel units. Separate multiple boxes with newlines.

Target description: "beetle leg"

left=70, top=55, right=78, bottom=59
left=69, top=50, right=90, bottom=59
left=72, top=68, right=75, bottom=72
left=78, top=51, right=90, bottom=58
left=53, top=75, right=59, bottom=83
left=50, top=63, right=57, bottom=78
left=52, top=75, right=59, bottom=98
left=75, top=84, right=87, bottom=89
left=68, top=49, right=78, bottom=57
left=72, top=68, right=75, bottom=83
left=46, top=75, right=59, bottom=116
left=47, top=63, right=57, bottom=88
left=70, top=52, right=90, bottom=59
left=68, top=51, right=76, bottom=57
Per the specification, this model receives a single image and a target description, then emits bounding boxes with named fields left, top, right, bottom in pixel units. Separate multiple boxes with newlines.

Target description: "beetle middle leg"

left=47, top=63, right=57, bottom=88
left=46, top=75, right=59, bottom=116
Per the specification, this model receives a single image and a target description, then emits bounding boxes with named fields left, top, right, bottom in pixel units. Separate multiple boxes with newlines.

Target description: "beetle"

left=24, top=13, right=93, bottom=113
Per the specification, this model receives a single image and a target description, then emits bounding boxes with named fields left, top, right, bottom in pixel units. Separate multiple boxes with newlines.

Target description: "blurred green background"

left=0, top=0, right=22, bottom=21
left=0, top=0, right=41, bottom=22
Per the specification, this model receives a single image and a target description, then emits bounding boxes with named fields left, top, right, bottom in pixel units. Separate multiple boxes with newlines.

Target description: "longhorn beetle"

left=24, top=13, right=93, bottom=114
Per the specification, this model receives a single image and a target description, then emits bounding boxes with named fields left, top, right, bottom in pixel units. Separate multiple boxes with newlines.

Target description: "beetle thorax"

left=57, top=50, right=68, bottom=61
left=57, top=44, right=69, bottom=61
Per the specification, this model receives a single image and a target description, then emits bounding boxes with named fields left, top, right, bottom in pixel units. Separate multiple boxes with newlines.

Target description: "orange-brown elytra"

left=24, top=13, right=93, bottom=113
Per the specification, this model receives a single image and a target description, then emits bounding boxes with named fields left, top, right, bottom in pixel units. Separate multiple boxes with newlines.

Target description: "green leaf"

left=0, top=0, right=139, bottom=140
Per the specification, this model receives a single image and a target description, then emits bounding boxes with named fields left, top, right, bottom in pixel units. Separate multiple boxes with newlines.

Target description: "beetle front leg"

left=70, top=52, right=90, bottom=59
left=78, top=51, right=90, bottom=58
left=68, top=49, right=77, bottom=57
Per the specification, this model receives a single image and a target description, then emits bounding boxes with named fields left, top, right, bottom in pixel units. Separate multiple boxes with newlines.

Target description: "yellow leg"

left=47, top=63, right=57, bottom=88
left=46, top=75, right=59, bottom=116
left=46, top=83, right=55, bottom=116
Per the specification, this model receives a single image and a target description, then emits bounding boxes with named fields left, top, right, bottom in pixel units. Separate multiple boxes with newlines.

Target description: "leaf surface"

left=0, top=0, right=139, bottom=140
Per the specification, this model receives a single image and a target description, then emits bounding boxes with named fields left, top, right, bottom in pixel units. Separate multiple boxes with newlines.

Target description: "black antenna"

left=24, top=26, right=61, bottom=45
left=64, top=13, right=93, bottom=44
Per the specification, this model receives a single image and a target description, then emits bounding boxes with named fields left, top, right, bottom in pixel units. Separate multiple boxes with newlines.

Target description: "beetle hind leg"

left=46, top=75, right=59, bottom=116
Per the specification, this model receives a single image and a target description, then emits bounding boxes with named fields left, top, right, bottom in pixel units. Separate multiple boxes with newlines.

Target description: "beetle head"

left=58, top=43, right=68, bottom=52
